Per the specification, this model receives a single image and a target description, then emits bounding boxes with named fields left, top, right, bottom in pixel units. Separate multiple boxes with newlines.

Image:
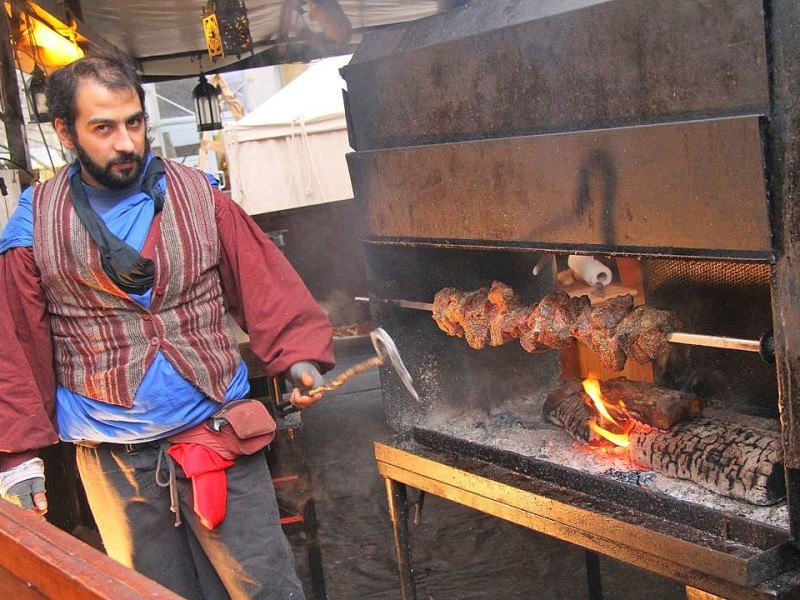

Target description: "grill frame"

left=342, top=0, right=800, bottom=595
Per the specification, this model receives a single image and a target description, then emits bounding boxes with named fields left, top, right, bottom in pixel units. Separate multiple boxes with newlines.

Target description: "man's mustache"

left=108, top=153, right=143, bottom=166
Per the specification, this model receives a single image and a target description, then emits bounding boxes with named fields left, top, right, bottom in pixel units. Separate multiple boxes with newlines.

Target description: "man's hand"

left=288, top=361, right=325, bottom=411
left=5, top=478, right=48, bottom=515
left=0, top=458, right=48, bottom=516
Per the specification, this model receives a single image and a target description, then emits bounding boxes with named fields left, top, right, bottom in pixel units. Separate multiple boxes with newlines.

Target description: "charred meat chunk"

left=528, top=291, right=587, bottom=350
left=570, top=294, right=633, bottom=371
left=614, top=305, right=682, bottom=364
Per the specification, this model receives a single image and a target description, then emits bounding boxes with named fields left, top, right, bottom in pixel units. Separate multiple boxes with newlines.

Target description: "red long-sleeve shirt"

left=0, top=188, right=335, bottom=470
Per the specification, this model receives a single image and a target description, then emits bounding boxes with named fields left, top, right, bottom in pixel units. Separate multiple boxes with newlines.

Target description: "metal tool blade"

left=371, top=327, right=421, bottom=402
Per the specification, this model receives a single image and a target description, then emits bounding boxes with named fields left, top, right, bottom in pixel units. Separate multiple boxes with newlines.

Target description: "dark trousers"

left=76, top=443, right=306, bottom=600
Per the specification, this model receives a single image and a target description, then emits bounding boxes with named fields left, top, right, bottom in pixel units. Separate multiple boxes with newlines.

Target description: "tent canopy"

left=21, top=0, right=450, bottom=79
left=233, top=53, right=351, bottom=140
left=224, top=54, right=354, bottom=215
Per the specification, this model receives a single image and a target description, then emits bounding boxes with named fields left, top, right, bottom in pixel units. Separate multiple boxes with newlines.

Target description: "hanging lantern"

left=27, top=65, right=50, bottom=123
left=192, top=73, right=222, bottom=131
left=201, top=0, right=253, bottom=62
left=14, top=11, right=85, bottom=74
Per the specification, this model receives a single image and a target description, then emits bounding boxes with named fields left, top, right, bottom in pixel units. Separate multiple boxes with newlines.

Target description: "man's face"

left=54, top=80, right=148, bottom=190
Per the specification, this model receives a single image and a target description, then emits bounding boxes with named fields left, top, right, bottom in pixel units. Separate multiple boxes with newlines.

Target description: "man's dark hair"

left=45, top=56, right=147, bottom=136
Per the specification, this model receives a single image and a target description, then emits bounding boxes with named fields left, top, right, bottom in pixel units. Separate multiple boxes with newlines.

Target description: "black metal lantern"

left=192, top=73, right=222, bottom=132
left=28, top=65, right=50, bottom=123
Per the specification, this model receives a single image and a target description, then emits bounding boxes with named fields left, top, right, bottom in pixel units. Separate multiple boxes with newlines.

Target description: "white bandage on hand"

left=0, top=458, right=45, bottom=510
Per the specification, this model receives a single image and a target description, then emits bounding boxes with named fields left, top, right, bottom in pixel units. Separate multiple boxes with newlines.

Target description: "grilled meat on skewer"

left=487, top=281, right=530, bottom=347
left=431, top=282, right=680, bottom=370
left=528, top=291, right=588, bottom=351
left=614, top=304, right=681, bottom=365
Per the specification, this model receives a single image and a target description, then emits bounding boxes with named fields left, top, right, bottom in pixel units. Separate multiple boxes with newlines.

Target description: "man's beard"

left=73, top=138, right=150, bottom=190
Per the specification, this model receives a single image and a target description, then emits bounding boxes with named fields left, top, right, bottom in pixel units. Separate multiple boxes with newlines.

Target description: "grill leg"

left=385, top=477, right=417, bottom=600
left=302, top=500, right=327, bottom=600
left=585, top=550, right=603, bottom=600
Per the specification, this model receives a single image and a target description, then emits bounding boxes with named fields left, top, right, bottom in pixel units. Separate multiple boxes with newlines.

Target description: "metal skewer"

left=355, top=296, right=773, bottom=358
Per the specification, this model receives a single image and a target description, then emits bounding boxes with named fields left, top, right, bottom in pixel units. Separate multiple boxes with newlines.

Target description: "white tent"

left=224, top=54, right=354, bottom=215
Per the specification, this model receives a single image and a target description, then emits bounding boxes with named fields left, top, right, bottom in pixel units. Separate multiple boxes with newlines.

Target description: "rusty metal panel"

left=765, top=0, right=800, bottom=546
left=768, top=0, right=800, bottom=467
left=349, top=116, right=771, bottom=258
left=342, top=0, right=769, bottom=150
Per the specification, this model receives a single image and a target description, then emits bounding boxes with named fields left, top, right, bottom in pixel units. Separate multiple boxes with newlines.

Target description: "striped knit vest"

left=32, top=160, right=241, bottom=407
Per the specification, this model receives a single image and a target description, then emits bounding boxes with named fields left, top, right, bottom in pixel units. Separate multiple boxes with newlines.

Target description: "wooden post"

left=0, top=6, right=31, bottom=176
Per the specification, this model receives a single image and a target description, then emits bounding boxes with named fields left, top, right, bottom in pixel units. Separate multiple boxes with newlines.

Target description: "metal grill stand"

left=376, top=438, right=800, bottom=600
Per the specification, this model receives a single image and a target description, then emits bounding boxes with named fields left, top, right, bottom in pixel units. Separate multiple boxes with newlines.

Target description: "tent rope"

left=289, top=117, right=330, bottom=204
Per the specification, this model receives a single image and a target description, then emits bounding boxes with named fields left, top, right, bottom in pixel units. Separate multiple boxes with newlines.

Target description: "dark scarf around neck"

left=67, top=156, right=166, bottom=295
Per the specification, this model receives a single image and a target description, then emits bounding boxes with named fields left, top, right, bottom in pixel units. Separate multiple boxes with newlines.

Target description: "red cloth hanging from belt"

left=168, top=443, right=235, bottom=529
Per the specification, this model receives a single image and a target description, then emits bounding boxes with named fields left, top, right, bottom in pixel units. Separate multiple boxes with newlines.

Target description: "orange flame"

left=582, top=374, right=633, bottom=448
left=588, top=420, right=631, bottom=447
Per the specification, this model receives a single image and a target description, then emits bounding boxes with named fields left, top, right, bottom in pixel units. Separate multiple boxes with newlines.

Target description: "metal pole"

left=585, top=550, right=603, bottom=600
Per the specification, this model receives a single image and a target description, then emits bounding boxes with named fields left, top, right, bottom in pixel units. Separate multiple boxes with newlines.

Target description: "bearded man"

left=0, top=56, right=334, bottom=600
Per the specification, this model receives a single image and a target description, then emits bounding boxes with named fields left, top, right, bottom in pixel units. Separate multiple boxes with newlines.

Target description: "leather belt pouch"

left=169, top=399, right=277, bottom=460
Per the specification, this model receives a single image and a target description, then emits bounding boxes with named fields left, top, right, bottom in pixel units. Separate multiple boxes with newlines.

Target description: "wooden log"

left=629, top=419, right=785, bottom=506
left=543, top=377, right=701, bottom=432
left=599, top=377, right=703, bottom=430
left=543, top=379, right=784, bottom=505
left=542, top=378, right=595, bottom=442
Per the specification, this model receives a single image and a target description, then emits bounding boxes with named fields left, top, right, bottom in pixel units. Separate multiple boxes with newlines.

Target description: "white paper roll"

left=567, top=255, right=613, bottom=287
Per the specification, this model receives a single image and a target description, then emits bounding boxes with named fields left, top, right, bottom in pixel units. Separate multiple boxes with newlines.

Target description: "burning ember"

left=581, top=374, right=636, bottom=448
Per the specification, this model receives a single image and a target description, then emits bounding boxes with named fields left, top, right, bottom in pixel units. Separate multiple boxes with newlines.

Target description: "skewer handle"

left=276, top=356, right=384, bottom=416
left=355, top=296, right=434, bottom=311
left=306, top=356, right=384, bottom=396
left=664, top=332, right=759, bottom=352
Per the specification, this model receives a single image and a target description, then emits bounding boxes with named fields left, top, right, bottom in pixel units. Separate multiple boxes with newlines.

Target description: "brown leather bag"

left=169, top=399, right=277, bottom=460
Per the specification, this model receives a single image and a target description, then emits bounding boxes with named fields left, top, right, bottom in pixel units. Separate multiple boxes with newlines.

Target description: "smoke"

left=318, top=288, right=370, bottom=328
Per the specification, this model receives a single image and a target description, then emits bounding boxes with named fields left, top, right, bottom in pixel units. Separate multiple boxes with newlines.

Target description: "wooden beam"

left=0, top=499, right=181, bottom=600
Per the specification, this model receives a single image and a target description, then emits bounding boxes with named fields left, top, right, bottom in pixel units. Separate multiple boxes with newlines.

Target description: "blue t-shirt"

left=0, top=160, right=249, bottom=443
